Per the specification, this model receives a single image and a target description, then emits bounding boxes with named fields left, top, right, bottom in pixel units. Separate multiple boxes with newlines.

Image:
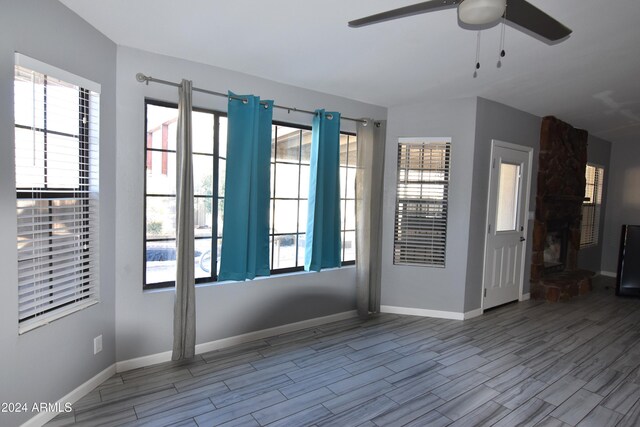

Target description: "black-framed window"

left=340, top=133, right=357, bottom=263
left=144, top=99, right=356, bottom=289
left=269, top=123, right=310, bottom=271
left=269, top=124, right=356, bottom=273
left=144, top=100, right=226, bottom=289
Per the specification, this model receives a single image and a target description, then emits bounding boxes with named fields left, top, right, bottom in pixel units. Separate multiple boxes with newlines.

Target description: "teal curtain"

left=219, top=92, right=273, bottom=281
left=305, top=110, right=342, bottom=271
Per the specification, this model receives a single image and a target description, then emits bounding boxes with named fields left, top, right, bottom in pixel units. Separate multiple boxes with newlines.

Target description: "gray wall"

left=115, top=47, right=387, bottom=361
left=0, top=1, right=117, bottom=425
left=577, top=135, right=612, bottom=271
left=601, top=139, right=640, bottom=273
left=464, top=98, right=541, bottom=311
left=380, top=98, right=478, bottom=313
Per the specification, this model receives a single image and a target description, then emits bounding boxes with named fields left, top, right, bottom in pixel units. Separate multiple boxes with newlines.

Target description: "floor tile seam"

left=249, top=390, right=337, bottom=426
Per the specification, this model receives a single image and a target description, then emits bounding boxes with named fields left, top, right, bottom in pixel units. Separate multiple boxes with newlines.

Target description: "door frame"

left=480, top=140, right=534, bottom=312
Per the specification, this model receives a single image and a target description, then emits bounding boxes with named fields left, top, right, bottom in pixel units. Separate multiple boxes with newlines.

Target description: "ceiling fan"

left=348, top=0, right=572, bottom=42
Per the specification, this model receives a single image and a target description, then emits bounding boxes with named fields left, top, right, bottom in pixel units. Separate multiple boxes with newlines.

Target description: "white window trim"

left=580, top=163, right=604, bottom=249
left=15, top=53, right=101, bottom=93
left=393, top=137, right=451, bottom=267
left=15, top=53, right=101, bottom=334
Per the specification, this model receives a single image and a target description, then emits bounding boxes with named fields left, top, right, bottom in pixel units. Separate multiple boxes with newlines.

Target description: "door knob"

left=520, top=237, right=526, bottom=242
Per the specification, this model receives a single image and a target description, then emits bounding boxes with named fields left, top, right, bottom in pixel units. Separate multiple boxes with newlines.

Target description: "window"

left=393, top=138, right=451, bottom=267
left=144, top=103, right=356, bottom=288
left=270, top=124, right=310, bottom=270
left=14, top=54, right=100, bottom=333
left=581, top=164, right=604, bottom=247
left=340, top=134, right=357, bottom=263
left=144, top=101, right=225, bottom=289
left=268, top=124, right=356, bottom=272
left=495, top=163, right=522, bottom=232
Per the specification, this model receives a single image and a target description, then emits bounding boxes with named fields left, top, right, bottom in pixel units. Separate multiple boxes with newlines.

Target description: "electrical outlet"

left=94, top=335, right=102, bottom=355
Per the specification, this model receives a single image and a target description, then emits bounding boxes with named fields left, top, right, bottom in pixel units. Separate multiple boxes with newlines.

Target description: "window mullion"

left=212, top=113, right=220, bottom=281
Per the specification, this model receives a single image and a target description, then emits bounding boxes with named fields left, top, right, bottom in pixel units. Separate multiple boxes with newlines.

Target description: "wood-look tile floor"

left=48, top=276, right=640, bottom=427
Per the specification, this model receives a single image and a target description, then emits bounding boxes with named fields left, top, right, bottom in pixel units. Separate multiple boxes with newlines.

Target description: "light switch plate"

left=94, top=335, right=102, bottom=354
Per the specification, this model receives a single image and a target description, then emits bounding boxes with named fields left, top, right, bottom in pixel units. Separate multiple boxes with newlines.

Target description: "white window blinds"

left=394, top=138, right=451, bottom=267
left=14, top=54, right=100, bottom=333
left=580, top=164, right=603, bottom=248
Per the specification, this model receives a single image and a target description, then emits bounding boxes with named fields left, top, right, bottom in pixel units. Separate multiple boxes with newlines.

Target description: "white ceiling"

left=59, top=0, right=640, bottom=145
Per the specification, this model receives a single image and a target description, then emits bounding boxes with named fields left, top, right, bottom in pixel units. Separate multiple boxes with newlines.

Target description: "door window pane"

left=496, top=162, right=521, bottom=232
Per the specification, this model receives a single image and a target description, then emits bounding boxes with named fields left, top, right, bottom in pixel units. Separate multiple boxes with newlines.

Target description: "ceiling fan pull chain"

left=498, top=9, right=507, bottom=68
left=474, top=31, right=481, bottom=78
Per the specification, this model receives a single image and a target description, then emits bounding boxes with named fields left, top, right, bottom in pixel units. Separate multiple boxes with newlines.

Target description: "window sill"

left=580, top=243, right=598, bottom=249
left=18, top=299, right=99, bottom=335
left=143, top=264, right=356, bottom=294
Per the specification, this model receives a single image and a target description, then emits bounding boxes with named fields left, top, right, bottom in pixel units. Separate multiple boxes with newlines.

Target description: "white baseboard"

left=520, top=293, right=531, bottom=301
left=116, top=310, right=358, bottom=373
left=599, top=271, right=617, bottom=278
left=115, top=351, right=173, bottom=373
left=380, top=305, right=480, bottom=321
left=21, top=364, right=116, bottom=427
left=463, top=308, right=483, bottom=319
left=194, top=310, right=358, bottom=355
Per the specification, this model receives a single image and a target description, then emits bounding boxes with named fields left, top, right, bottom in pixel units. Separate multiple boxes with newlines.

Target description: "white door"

left=483, top=141, right=532, bottom=310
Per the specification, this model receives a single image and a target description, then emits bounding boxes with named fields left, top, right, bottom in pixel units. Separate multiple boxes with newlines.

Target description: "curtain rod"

left=136, top=73, right=369, bottom=124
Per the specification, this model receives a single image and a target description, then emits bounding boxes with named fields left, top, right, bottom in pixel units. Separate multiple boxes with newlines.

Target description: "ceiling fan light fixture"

left=458, top=0, right=506, bottom=25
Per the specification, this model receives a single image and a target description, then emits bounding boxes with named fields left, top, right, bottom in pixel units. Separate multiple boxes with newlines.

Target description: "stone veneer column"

left=530, top=116, right=593, bottom=301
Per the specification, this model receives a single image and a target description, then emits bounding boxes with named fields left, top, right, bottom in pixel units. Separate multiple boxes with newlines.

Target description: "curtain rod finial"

left=136, top=73, right=150, bottom=85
